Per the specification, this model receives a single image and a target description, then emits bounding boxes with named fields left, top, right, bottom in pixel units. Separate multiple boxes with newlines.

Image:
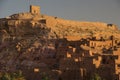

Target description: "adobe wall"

left=90, top=40, right=112, bottom=48
left=114, top=48, right=120, bottom=74
left=93, top=56, right=102, bottom=68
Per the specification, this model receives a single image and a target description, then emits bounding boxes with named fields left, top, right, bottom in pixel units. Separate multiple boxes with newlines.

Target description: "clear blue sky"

left=0, top=0, right=120, bottom=27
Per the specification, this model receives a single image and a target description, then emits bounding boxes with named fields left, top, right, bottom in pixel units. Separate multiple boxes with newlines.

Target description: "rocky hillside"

left=43, top=15, right=120, bottom=39
left=0, top=19, right=55, bottom=71
left=0, top=12, right=120, bottom=73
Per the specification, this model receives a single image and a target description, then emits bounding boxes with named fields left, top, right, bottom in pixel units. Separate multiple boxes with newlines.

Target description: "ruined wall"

left=10, top=13, right=33, bottom=19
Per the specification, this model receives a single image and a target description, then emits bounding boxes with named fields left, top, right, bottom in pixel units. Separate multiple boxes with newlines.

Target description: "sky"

left=0, top=0, right=120, bottom=27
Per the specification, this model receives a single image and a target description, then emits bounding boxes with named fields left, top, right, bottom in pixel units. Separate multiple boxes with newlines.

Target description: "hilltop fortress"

left=0, top=5, right=119, bottom=39
left=0, top=5, right=120, bottom=37
left=0, top=5, right=120, bottom=80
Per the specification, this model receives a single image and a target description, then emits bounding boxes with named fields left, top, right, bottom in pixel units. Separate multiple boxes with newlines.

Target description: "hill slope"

left=0, top=12, right=120, bottom=79
left=43, top=15, right=120, bottom=39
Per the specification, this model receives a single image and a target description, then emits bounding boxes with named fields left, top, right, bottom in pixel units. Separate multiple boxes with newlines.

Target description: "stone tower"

left=30, top=5, right=40, bottom=15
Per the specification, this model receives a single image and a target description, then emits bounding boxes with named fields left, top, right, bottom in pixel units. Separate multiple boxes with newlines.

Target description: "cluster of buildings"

left=17, top=36, right=120, bottom=80
left=55, top=36, right=120, bottom=80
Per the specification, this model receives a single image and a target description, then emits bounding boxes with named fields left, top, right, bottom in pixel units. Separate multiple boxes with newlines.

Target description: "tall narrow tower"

left=30, top=5, right=40, bottom=15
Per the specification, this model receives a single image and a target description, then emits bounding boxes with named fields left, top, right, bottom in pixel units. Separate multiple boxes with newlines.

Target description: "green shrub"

left=91, top=73, right=101, bottom=80
left=0, top=70, right=26, bottom=80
